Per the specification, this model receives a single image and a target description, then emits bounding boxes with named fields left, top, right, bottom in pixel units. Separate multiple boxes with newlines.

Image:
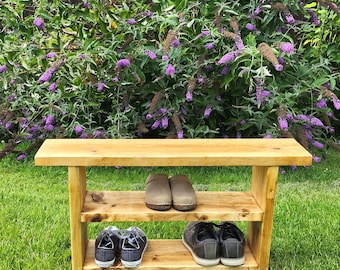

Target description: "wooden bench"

left=35, top=138, right=312, bottom=270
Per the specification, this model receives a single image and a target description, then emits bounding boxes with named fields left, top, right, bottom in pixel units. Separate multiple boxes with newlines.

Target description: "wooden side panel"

left=248, top=166, right=279, bottom=270
left=68, top=166, right=88, bottom=270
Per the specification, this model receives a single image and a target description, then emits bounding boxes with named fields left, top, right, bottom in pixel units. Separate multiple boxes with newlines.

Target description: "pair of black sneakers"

left=95, top=226, right=148, bottom=268
left=182, top=221, right=245, bottom=266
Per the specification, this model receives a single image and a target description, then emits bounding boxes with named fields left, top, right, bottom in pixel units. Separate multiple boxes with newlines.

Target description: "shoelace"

left=195, top=222, right=218, bottom=241
left=219, top=222, right=244, bottom=240
left=120, top=227, right=146, bottom=249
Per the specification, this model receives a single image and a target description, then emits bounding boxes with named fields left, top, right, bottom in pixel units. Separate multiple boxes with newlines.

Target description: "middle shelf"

left=81, top=191, right=263, bottom=222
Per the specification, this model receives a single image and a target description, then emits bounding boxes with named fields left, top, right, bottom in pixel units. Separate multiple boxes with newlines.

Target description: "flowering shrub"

left=0, top=0, right=339, bottom=162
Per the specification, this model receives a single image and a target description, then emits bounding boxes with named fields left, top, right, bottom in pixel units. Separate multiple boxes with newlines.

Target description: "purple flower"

left=186, top=91, right=193, bottom=102
left=79, top=132, right=88, bottom=138
left=145, top=11, right=153, bottom=18
left=45, top=115, right=54, bottom=125
left=97, top=82, right=105, bottom=92
left=146, top=113, right=153, bottom=120
left=313, top=156, right=321, bottom=162
left=83, top=1, right=90, bottom=8
left=248, top=6, right=262, bottom=18
left=93, top=130, right=104, bottom=138
left=112, top=76, right=119, bottom=82
left=172, top=39, right=180, bottom=48
left=332, top=98, right=340, bottom=110
left=316, top=99, right=327, bottom=108
left=181, top=106, right=187, bottom=115
left=246, top=23, right=256, bottom=31
left=151, top=120, right=160, bottom=130
left=116, top=59, right=130, bottom=69
left=161, top=117, right=168, bottom=129
left=308, top=9, right=320, bottom=26
left=217, top=50, right=241, bottom=65
left=5, top=122, right=12, bottom=130
left=235, top=38, right=245, bottom=51
left=205, top=43, right=214, bottom=50
left=197, top=76, right=204, bottom=84
left=45, top=52, right=57, bottom=59
left=280, top=42, right=294, bottom=53
left=7, top=94, right=16, bottom=101
left=274, top=64, right=283, bottom=71
left=44, top=124, right=54, bottom=131
left=165, top=64, right=176, bottom=77
left=34, top=17, right=45, bottom=29
left=145, top=50, right=157, bottom=60
left=264, top=133, right=273, bottom=138
left=221, top=66, right=229, bottom=76
left=74, top=125, right=84, bottom=134
left=278, top=57, right=285, bottom=65
left=17, top=154, right=26, bottom=161
left=285, top=14, right=295, bottom=24
left=204, top=106, right=212, bottom=118
left=278, top=117, right=288, bottom=130
left=199, top=30, right=210, bottom=37
left=49, top=82, right=57, bottom=92
left=296, top=114, right=310, bottom=121
left=0, top=65, right=7, bottom=73
left=162, top=55, right=169, bottom=61
left=254, top=6, right=262, bottom=16
left=177, top=130, right=183, bottom=139
left=310, top=117, right=324, bottom=127
left=38, top=68, right=55, bottom=83
left=127, top=19, right=137, bottom=25
left=312, top=141, right=324, bottom=149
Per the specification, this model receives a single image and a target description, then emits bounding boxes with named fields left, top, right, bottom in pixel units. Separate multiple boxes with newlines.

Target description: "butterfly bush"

left=0, top=0, right=340, bottom=162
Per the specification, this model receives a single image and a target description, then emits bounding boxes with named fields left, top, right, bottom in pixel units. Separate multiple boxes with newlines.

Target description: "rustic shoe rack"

left=35, top=138, right=312, bottom=270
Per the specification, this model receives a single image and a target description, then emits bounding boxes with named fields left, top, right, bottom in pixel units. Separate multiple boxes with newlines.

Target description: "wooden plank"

left=68, top=167, right=88, bottom=270
left=248, top=166, right=279, bottom=270
left=81, top=191, right=263, bottom=222
left=35, top=138, right=312, bottom=167
left=83, top=239, right=258, bottom=269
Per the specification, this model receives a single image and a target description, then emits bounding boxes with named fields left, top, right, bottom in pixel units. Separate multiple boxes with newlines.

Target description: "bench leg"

left=68, top=166, right=88, bottom=270
left=248, top=166, right=279, bottom=270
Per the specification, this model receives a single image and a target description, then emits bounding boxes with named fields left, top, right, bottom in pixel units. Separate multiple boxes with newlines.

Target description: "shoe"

left=120, top=226, right=148, bottom=268
left=217, top=222, right=245, bottom=266
left=145, top=174, right=172, bottom=211
left=182, top=222, right=220, bottom=266
left=169, top=174, right=197, bottom=211
left=94, top=226, right=121, bottom=268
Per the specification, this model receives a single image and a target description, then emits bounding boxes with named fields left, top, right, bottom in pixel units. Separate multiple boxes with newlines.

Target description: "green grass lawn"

left=0, top=150, right=339, bottom=269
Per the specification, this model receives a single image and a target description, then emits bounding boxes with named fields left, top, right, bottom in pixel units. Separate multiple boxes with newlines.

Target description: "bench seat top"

left=34, top=138, right=312, bottom=167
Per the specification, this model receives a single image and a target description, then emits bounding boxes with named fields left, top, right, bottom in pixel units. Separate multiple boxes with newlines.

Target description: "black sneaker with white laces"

left=94, top=226, right=121, bottom=268
left=120, top=226, right=148, bottom=268
left=182, top=221, right=220, bottom=266
left=217, top=222, right=245, bottom=266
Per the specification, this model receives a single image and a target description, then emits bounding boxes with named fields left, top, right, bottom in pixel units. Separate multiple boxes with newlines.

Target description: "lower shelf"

left=83, top=239, right=258, bottom=269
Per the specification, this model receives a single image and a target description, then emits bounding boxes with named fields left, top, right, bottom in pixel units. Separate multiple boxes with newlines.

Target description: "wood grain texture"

left=81, top=191, right=263, bottom=222
left=83, top=239, right=258, bottom=269
left=35, top=138, right=312, bottom=167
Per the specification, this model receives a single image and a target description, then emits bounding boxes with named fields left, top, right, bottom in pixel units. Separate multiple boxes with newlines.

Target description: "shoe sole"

left=182, top=236, right=220, bottom=266
left=121, top=241, right=148, bottom=268
left=221, top=256, right=245, bottom=266
left=145, top=203, right=171, bottom=211
left=95, top=258, right=115, bottom=268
